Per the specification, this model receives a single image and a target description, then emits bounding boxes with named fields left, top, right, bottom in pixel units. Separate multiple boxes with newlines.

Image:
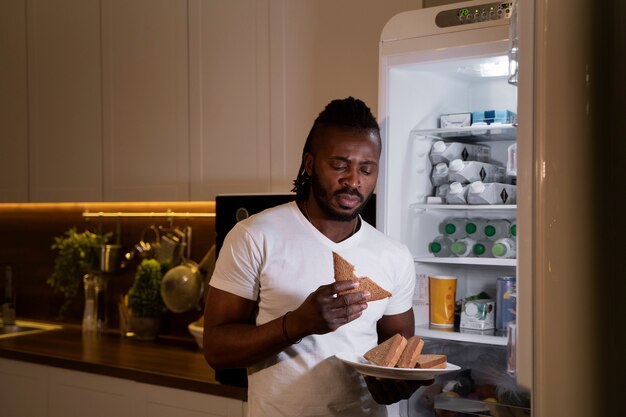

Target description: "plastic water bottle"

left=446, top=182, right=469, bottom=205
left=451, top=237, right=476, bottom=257
left=492, top=237, right=517, bottom=258
left=440, top=217, right=467, bottom=239
left=429, top=141, right=491, bottom=165
left=430, top=162, right=449, bottom=186
left=465, top=218, right=488, bottom=240
left=429, top=235, right=454, bottom=257
left=472, top=239, right=494, bottom=258
left=467, top=181, right=517, bottom=205
left=484, top=219, right=512, bottom=241
left=448, top=159, right=506, bottom=184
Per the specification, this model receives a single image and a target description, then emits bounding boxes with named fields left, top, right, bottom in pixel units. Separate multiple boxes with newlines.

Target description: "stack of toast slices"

left=333, top=252, right=391, bottom=301
left=363, top=334, right=447, bottom=369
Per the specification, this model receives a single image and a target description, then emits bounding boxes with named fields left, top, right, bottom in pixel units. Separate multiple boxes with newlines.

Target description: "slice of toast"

left=415, top=354, right=447, bottom=369
left=396, top=336, right=425, bottom=368
left=363, top=334, right=408, bottom=367
left=332, top=252, right=391, bottom=301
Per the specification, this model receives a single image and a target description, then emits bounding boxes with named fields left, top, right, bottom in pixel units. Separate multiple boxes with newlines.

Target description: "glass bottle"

left=82, top=273, right=98, bottom=334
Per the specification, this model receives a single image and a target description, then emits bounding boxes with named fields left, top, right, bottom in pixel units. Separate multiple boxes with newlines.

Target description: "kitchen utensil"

left=160, top=260, right=203, bottom=313
left=100, top=244, right=122, bottom=273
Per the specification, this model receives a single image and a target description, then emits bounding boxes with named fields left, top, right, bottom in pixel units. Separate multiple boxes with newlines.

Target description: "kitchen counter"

left=0, top=322, right=247, bottom=401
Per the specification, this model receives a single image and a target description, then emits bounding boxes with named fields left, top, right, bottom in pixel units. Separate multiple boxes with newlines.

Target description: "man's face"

left=305, top=126, right=380, bottom=222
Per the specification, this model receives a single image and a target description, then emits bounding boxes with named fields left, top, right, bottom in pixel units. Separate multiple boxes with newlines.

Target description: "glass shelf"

left=412, top=124, right=517, bottom=141
left=416, top=324, right=507, bottom=346
left=413, top=203, right=516, bottom=211
left=415, top=256, right=516, bottom=267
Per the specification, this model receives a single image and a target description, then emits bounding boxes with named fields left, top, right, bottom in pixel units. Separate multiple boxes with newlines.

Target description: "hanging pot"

left=160, top=260, right=204, bottom=313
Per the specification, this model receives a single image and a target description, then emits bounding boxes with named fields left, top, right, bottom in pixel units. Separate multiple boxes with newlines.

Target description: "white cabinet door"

left=0, top=0, right=29, bottom=202
left=138, top=382, right=245, bottom=417
left=26, top=0, right=103, bottom=202
left=189, top=0, right=272, bottom=200
left=0, top=359, right=49, bottom=417
left=48, top=367, right=137, bottom=417
left=0, top=359, right=245, bottom=417
left=101, top=0, right=190, bottom=201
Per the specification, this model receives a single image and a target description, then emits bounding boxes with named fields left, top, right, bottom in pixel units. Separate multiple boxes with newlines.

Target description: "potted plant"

left=127, top=258, right=166, bottom=340
left=48, top=228, right=111, bottom=317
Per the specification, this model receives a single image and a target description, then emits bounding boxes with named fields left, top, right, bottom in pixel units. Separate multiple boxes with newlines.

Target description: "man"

left=203, top=97, right=426, bottom=416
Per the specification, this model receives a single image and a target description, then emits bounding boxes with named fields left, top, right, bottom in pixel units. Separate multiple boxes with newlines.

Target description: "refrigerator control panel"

left=436, top=2, right=512, bottom=28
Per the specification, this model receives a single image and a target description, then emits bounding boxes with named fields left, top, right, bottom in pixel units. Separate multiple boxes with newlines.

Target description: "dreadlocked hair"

left=291, top=97, right=380, bottom=201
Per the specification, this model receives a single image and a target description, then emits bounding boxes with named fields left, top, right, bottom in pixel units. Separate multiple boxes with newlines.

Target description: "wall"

left=0, top=202, right=215, bottom=338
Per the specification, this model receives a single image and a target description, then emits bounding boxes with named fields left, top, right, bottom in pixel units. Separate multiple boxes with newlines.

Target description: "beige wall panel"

left=27, top=0, right=103, bottom=202
left=102, top=0, right=189, bottom=201
left=0, top=0, right=28, bottom=202
left=269, top=0, right=422, bottom=192
left=189, top=0, right=271, bottom=200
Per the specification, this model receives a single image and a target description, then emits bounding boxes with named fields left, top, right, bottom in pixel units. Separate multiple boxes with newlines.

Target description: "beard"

left=309, top=171, right=372, bottom=222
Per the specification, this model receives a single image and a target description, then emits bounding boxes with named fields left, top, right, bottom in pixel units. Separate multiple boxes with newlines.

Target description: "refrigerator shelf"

left=413, top=204, right=516, bottom=211
left=416, top=324, right=507, bottom=346
left=412, top=124, right=517, bottom=141
left=415, top=257, right=516, bottom=267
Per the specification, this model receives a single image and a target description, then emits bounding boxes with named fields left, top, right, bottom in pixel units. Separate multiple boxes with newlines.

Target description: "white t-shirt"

left=210, top=202, right=415, bottom=417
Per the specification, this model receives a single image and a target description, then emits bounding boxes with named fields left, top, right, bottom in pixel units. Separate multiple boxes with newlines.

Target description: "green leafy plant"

left=127, top=259, right=166, bottom=318
left=48, top=228, right=111, bottom=317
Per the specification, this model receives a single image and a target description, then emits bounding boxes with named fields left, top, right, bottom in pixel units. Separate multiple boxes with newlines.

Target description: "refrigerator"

left=376, top=1, right=532, bottom=415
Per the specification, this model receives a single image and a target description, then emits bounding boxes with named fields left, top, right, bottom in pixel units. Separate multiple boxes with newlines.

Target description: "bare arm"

left=203, top=280, right=370, bottom=370
left=376, top=308, right=415, bottom=343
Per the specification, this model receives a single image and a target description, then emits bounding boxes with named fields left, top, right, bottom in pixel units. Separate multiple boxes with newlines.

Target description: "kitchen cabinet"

left=0, top=358, right=245, bottom=417
left=26, top=0, right=104, bottom=202
left=101, top=0, right=190, bottom=201
left=0, top=0, right=29, bottom=202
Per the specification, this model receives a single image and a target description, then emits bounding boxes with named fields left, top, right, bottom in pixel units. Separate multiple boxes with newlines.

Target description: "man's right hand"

left=287, top=280, right=370, bottom=339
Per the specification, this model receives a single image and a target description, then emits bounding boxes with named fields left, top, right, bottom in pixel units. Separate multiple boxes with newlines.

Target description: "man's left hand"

left=364, top=376, right=434, bottom=405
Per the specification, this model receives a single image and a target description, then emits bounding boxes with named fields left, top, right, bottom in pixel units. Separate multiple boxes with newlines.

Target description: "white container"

left=467, top=181, right=517, bottom=205
left=445, top=182, right=469, bottom=205
left=439, top=217, right=467, bottom=239
left=484, top=219, right=512, bottom=241
left=491, top=237, right=517, bottom=258
left=460, top=299, right=495, bottom=330
left=428, top=235, right=454, bottom=257
left=449, top=159, right=506, bottom=184
left=451, top=237, right=476, bottom=257
left=430, top=162, right=449, bottom=186
left=429, top=141, right=491, bottom=165
left=507, top=142, right=517, bottom=178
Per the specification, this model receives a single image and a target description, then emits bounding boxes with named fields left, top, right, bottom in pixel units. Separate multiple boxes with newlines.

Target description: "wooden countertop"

left=0, top=323, right=247, bottom=401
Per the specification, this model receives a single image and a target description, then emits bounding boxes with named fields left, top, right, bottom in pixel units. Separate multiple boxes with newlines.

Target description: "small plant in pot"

left=127, top=259, right=166, bottom=340
left=48, top=228, right=111, bottom=318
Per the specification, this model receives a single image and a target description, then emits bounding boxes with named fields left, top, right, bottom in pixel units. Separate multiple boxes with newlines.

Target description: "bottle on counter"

left=492, top=237, right=517, bottom=258
left=451, top=237, right=477, bottom=257
left=82, top=274, right=98, bottom=334
left=429, top=235, right=454, bottom=258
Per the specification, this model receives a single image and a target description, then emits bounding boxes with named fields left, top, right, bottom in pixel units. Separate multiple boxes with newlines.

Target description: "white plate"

left=335, top=351, right=461, bottom=380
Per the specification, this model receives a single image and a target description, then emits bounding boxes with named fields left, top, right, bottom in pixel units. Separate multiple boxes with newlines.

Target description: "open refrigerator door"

left=377, top=1, right=530, bottom=416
